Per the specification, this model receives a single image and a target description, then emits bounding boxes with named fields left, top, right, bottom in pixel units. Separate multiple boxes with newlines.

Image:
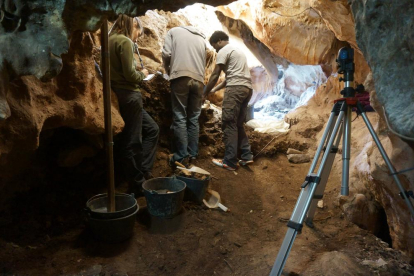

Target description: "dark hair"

left=110, top=14, right=134, bottom=38
left=209, top=31, right=229, bottom=44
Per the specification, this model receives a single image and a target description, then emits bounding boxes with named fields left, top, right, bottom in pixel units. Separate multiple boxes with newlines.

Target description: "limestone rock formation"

left=217, top=0, right=347, bottom=66
left=0, top=32, right=124, bottom=194
left=349, top=0, right=414, bottom=256
left=350, top=0, right=414, bottom=140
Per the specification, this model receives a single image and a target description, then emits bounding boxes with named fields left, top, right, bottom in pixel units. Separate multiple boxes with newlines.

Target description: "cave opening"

left=375, top=204, right=393, bottom=247
left=173, top=3, right=328, bottom=125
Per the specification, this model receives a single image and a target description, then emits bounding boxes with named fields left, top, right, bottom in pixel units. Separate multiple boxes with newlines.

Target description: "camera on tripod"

left=336, top=47, right=356, bottom=97
left=336, top=47, right=354, bottom=76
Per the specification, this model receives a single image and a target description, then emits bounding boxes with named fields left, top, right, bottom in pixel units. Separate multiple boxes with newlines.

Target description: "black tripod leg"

left=357, top=103, right=414, bottom=217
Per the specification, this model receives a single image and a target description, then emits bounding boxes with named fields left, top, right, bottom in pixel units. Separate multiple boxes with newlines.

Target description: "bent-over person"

left=204, top=31, right=253, bottom=171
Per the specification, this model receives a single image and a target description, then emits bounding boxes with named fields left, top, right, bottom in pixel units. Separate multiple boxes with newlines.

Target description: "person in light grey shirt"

left=204, top=31, right=253, bottom=171
left=162, top=26, right=207, bottom=167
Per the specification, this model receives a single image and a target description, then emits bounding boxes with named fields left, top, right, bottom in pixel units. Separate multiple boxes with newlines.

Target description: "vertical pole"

left=100, top=18, right=115, bottom=212
left=341, top=104, right=352, bottom=196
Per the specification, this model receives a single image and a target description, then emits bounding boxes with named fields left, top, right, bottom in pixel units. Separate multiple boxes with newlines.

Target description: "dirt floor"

left=0, top=150, right=413, bottom=275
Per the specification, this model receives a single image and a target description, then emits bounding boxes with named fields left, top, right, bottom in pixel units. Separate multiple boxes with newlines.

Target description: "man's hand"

left=204, top=64, right=224, bottom=101
left=141, top=68, right=149, bottom=77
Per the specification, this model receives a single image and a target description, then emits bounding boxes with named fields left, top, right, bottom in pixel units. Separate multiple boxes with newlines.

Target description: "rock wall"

left=217, top=0, right=345, bottom=66
left=350, top=0, right=414, bottom=140
left=349, top=0, right=414, bottom=256
left=0, top=31, right=124, bottom=195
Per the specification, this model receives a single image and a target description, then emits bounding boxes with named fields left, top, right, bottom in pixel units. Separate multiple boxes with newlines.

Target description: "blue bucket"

left=142, top=177, right=186, bottom=218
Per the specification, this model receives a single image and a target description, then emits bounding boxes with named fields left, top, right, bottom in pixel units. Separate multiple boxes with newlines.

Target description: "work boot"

left=128, top=174, right=145, bottom=197
left=239, top=159, right=254, bottom=166
left=144, top=171, right=154, bottom=180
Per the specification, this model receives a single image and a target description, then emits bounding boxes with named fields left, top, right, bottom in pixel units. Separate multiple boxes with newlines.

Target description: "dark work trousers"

left=222, top=85, right=253, bottom=168
left=170, top=77, right=204, bottom=162
left=113, top=88, right=159, bottom=188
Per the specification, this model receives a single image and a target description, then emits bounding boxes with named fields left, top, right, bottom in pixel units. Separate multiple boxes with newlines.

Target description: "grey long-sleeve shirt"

left=162, top=26, right=207, bottom=83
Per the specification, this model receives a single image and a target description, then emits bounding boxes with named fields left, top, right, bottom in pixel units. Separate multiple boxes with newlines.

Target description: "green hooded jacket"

left=109, top=33, right=145, bottom=91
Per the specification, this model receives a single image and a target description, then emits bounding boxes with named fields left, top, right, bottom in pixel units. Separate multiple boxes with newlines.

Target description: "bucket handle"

left=82, top=207, right=91, bottom=223
left=83, top=207, right=92, bottom=215
left=86, top=193, right=107, bottom=203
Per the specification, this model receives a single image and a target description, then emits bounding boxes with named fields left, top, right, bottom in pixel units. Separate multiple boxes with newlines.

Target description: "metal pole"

left=341, top=104, right=352, bottom=196
left=100, top=18, right=115, bottom=212
left=271, top=106, right=346, bottom=276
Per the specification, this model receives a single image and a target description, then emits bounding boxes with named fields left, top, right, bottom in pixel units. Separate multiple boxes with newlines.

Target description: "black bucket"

left=85, top=193, right=138, bottom=219
left=87, top=207, right=138, bottom=242
left=84, top=193, right=138, bottom=242
left=176, top=175, right=210, bottom=204
left=142, top=177, right=186, bottom=218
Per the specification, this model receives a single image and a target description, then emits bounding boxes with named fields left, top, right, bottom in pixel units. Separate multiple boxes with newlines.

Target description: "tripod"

left=270, top=47, right=414, bottom=276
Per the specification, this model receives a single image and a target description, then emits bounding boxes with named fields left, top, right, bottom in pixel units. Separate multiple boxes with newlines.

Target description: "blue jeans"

left=170, top=77, right=204, bottom=162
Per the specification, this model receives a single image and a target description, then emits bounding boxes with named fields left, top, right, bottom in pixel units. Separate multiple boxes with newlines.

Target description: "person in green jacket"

left=109, top=14, right=159, bottom=195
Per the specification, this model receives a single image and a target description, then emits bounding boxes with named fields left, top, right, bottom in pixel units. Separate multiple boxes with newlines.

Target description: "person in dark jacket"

left=109, top=14, right=159, bottom=195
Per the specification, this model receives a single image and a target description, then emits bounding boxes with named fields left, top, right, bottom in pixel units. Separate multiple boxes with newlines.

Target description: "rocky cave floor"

left=0, top=142, right=414, bottom=275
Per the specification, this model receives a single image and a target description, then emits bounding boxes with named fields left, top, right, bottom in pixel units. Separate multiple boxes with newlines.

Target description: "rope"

left=108, top=18, right=118, bottom=35
left=352, top=113, right=359, bottom=122
left=134, top=43, right=145, bottom=69
left=390, top=167, right=414, bottom=176
left=382, top=106, right=414, bottom=141
left=254, top=135, right=278, bottom=159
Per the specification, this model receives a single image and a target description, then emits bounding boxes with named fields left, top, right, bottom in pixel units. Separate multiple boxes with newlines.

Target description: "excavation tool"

left=175, top=161, right=211, bottom=175
left=203, top=189, right=229, bottom=212
left=270, top=47, right=414, bottom=276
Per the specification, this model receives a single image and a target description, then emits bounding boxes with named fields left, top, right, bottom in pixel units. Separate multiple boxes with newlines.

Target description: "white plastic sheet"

left=246, top=118, right=290, bottom=134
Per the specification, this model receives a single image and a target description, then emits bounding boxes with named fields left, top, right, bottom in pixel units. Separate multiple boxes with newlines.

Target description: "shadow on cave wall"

left=0, top=127, right=118, bottom=245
